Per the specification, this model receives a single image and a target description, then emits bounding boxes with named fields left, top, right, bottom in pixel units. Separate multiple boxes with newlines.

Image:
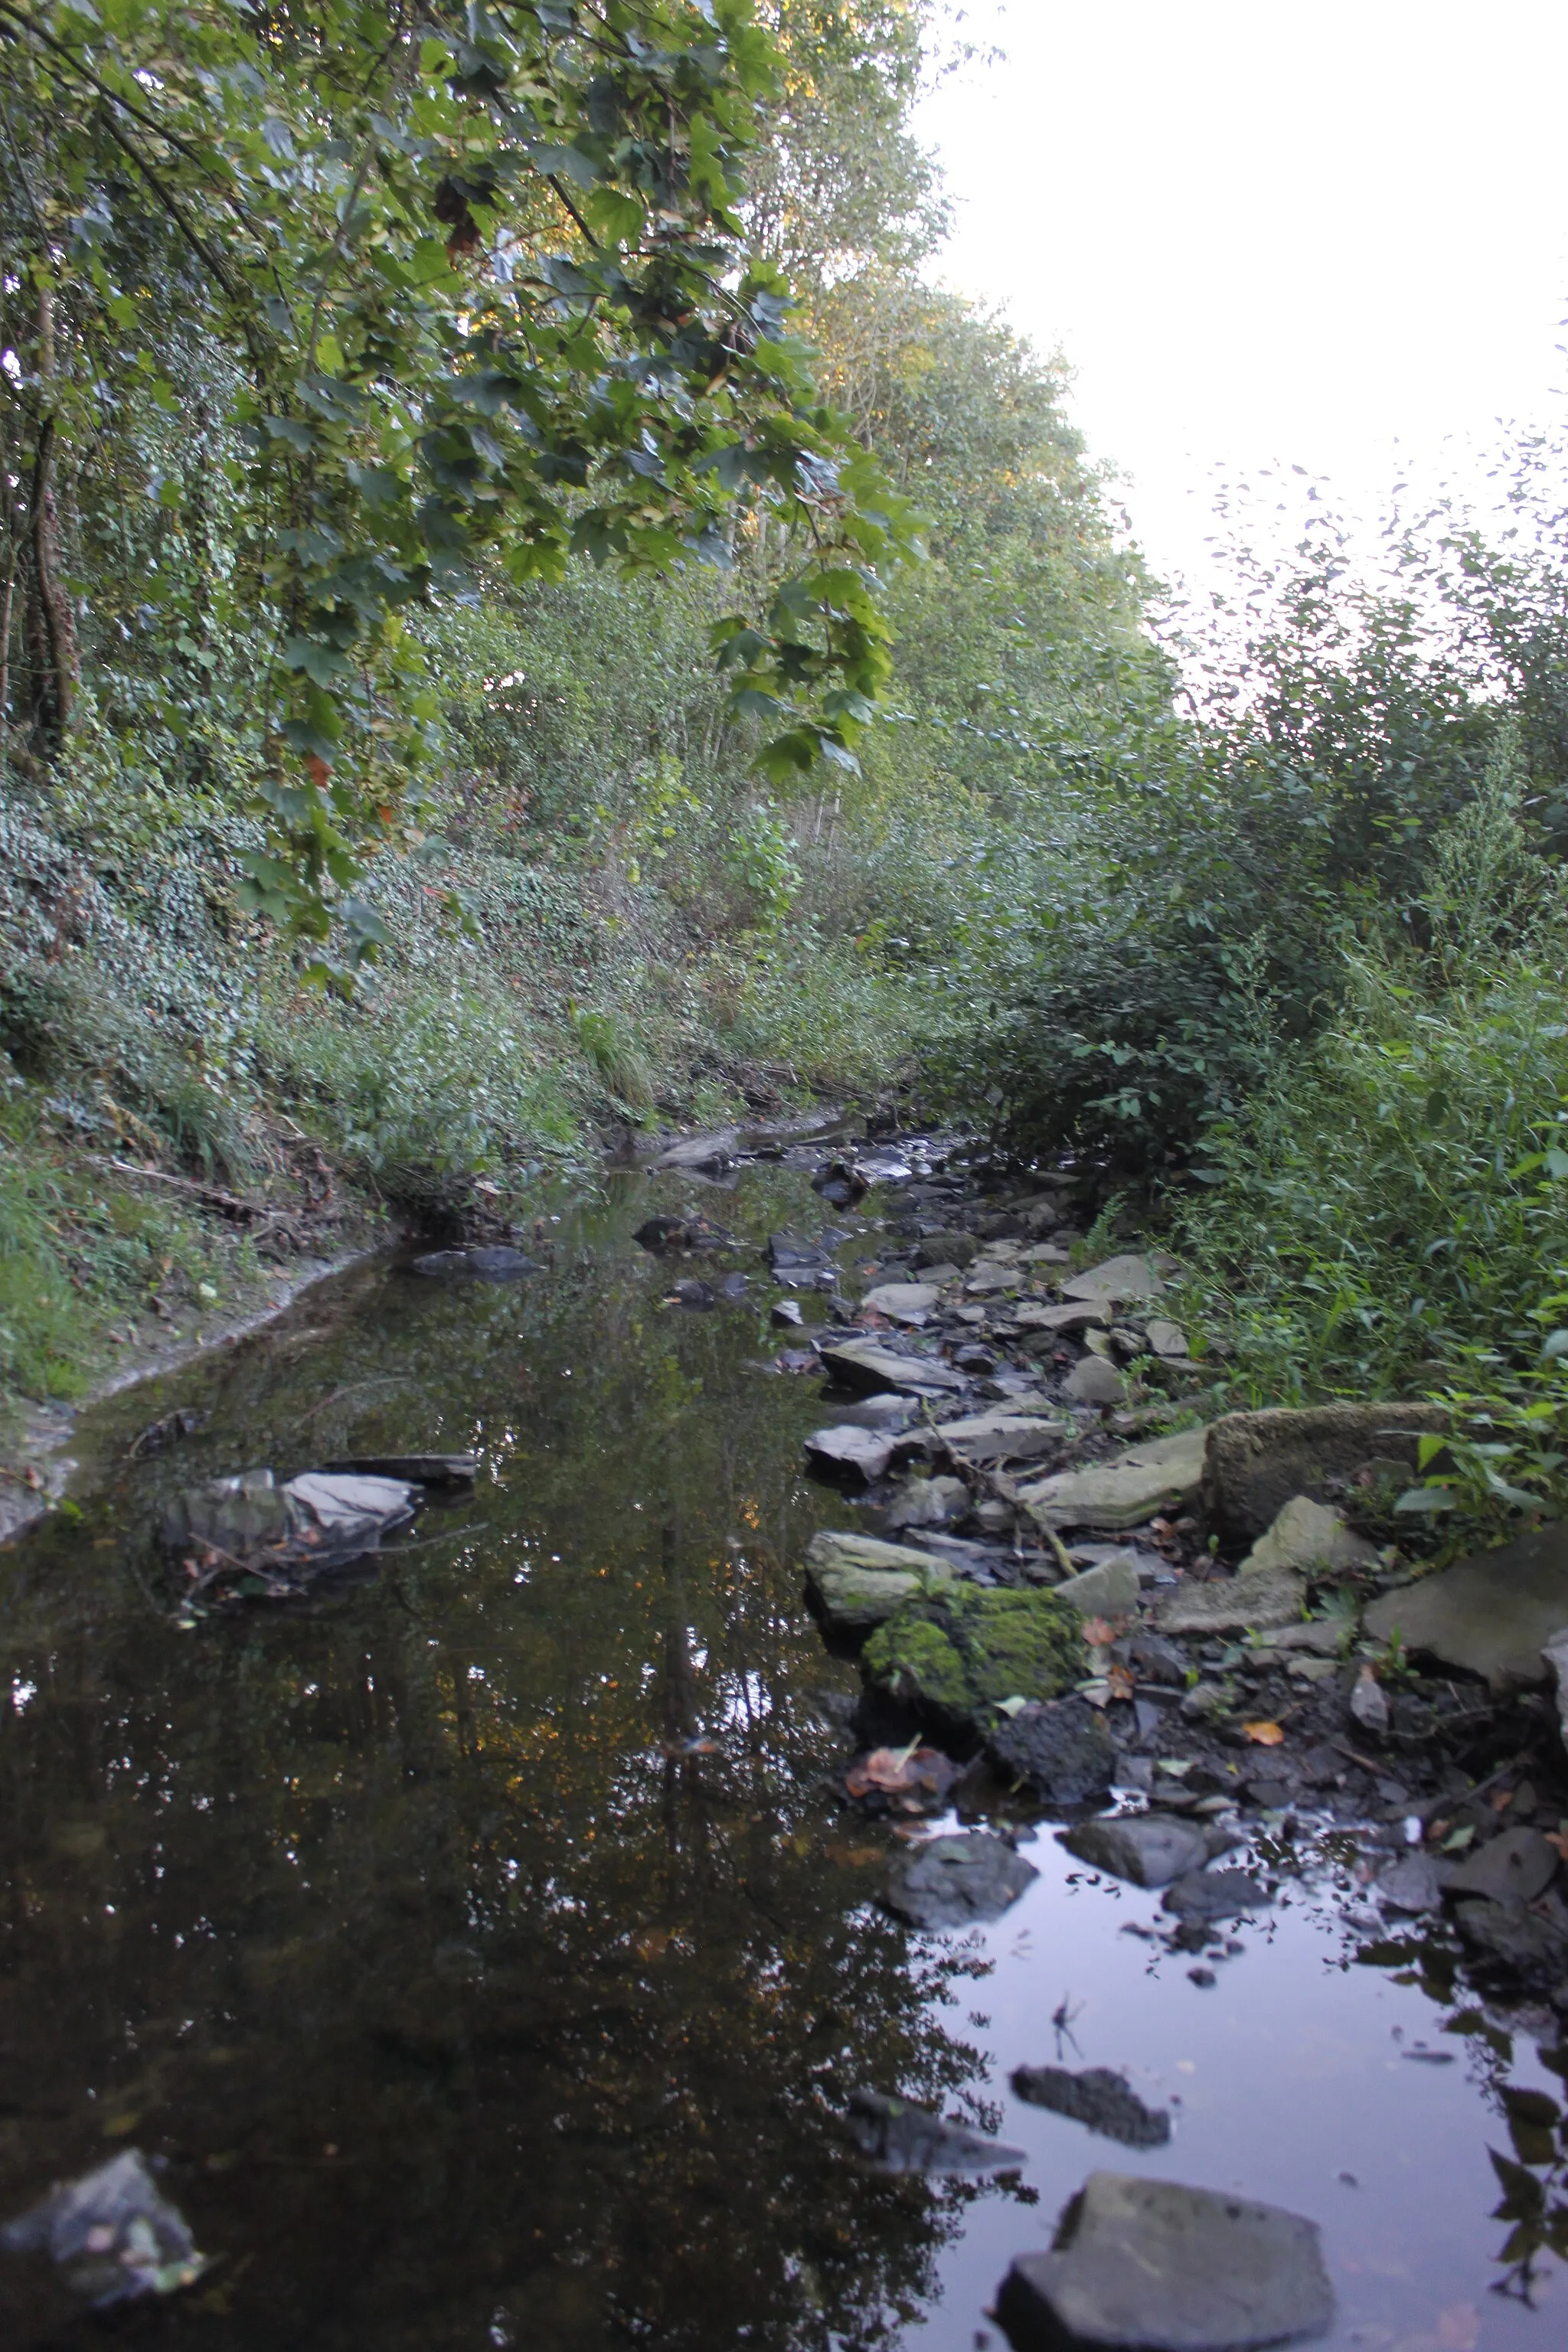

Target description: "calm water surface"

left=1, top=1168, right=1565, bottom=2349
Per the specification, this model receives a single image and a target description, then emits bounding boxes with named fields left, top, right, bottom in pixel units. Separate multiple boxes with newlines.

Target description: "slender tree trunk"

left=25, top=284, right=78, bottom=753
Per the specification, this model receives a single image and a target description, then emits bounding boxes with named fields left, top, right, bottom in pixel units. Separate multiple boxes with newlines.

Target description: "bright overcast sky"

left=914, top=0, right=1568, bottom=595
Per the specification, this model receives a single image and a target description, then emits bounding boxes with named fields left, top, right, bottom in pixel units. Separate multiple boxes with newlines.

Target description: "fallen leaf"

left=1490, top=1786, right=1514, bottom=1811
left=1106, top=1664, right=1136, bottom=1704
left=1544, top=1831, right=1568, bottom=1862
left=1242, top=1720, right=1285, bottom=1746
left=1080, top=1617, right=1117, bottom=1648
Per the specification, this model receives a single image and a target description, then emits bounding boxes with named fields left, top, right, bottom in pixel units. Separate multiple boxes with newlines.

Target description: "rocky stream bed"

left=4, top=1121, right=1568, bottom=2350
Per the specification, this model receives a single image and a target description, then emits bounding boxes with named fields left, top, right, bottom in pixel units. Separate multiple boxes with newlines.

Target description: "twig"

left=85, top=1154, right=264, bottom=1221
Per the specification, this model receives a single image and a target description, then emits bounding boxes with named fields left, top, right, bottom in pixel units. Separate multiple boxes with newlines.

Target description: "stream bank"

left=1, top=1130, right=1566, bottom=2349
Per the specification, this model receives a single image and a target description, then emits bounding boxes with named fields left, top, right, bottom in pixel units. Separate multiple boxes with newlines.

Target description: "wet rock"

left=804, top=1531, right=956, bottom=1631
left=804, top=1426, right=897, bottom=1485
left=880, top=1475, right=970, bottom=1531
left=1364, top=1525, right=1568, bottom=1691
left=1010, top=2065, right=1171, bottom=2148
left=860, top=1281, right=940, bottom=1325
left=987, top=1700, right=1118, bottom=1804
left=1128, top=1631, right=1191, bottom=1685
left=127, top=1406, right=205, bottom=1459
left=771, top=1298, right=805, bottom=1328
left=325, top=1454, right=477, bottom=1486
left=913, top=1230, right=978, bottom=1269
left=652, top=1129, right=738, bottom=1173
left=884, top=1831, right=1039, bottom=1928
left=766, top=1231, right=835, bottom=1274
left=1250, top=1620, right=1344, bottom=1659
left=669, top=1277, right=716, bottom=1309
left=1156, top=1566, right=1305, bottom=1636
left=846, top=2089, right=1027, bottom=2174
left=1442, top=1825, right=1559, bottom=1905
left=1239, top=1495, right=1379, bottom=1578
left=410, top=1245, right=541, bottom=1279
left=1162, top=1868, right=1272, bottom=1922
left=812, top=1158, right=869, bottom=1207
left=1204, top=1402, right=1449, bottom=1544
left=1377, top=1851, right=1452, bottom=1913
left=1348, top=1665, right=1390, bottom=1734
left=1064, top=1355, right=1128, bottom=1406
left=284, top=1471, right=416, bottom=1551
left=1145, top=1318, right=1191, bottom=1360
left=936, top=1407, right=1065, bottom=1465
left=1061, top=1253, right=1166, bottom=1307
left=863, top=1584, right=1083, bottom=1726
left=829, top=1393, right=921, bottom=1432
left=1547, top=1626, right=1568, bottom=1759
left=998, top=2170, right=1334, bottom=2352
left=1, top=2148, right=210, bottom=2305
left=1052, top=1553, right=1141, bottom=1619
left=1060, top=1814, right=1209, bottom=1887
left=1021, top=1426, right=1207, bottom=1533
left=820, top=1338, right=966, bottom=1397
left=1014, top=1299, right=1112, bottom=1337
left=1452, top=1898, right=1568, bottom=1994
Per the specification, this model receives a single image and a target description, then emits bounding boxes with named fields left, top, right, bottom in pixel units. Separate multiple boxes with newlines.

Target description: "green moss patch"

left=861, top=1584, right=1084, bottom=1731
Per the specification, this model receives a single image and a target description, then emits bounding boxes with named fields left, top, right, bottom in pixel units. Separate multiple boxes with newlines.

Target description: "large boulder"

left=862, top=1584, right=1083, bottom=1728
left=1363, top=1523, right=1568, bottom=1690
left=998, top=2171, right=1334, bottom=2352
left=1204, top=1402, right=1448, bottom=1544
left=1021, top=1426, right=1207, bottom=1533
left=804, top=1532, right=956, bottom=1632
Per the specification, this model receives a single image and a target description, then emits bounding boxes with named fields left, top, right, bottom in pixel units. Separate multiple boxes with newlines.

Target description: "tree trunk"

left=24, top=285, right=77, bottom=753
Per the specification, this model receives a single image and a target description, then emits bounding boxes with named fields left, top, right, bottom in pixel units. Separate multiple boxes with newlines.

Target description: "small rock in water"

left=1, top=2148, right=210, bottom=2306
left=410, top=1245, right=541, bottom=1279
left=770, top=1297, right=805, bottom=1327
left=883, top=1831, right=1038, bottom=1929
left=1060, top=1815, right=1208, bottom=1888
left=1010, top=2065, right=1171, bottom=2148
left=846, top=2089, right=1026, bottom=2174
left=805, top=1425, right=897, bottom=1485
left=998, top=2169, right=1334, bottom=2352
left=988, top=1700, right=1118, bottom=1805
left=1162, top=1868, right=1272, bottom=1923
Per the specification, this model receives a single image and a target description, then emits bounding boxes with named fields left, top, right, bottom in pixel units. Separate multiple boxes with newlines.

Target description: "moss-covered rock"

left=861, top=1585, right=1084, bottom=1731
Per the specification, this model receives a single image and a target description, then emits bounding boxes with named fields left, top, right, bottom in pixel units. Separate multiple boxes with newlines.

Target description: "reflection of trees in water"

left=0, top=1184, right=1013, bottom=2347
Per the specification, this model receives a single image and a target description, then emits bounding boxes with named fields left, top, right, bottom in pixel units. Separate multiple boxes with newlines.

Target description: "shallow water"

left=1, top=1167, right=1565, bottom=2348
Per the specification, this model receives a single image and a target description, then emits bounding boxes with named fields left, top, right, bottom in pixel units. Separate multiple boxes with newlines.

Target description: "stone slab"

left=1239, top=1495, right=1378, bottom=1579
left=1363, top=1524, right=1568, bottom=1690
left=1020, top=1426, right=1207, bottom=1534
left=1052, top=1554, right=1142, bottom=1619
left=803, top=1531, right=955, bottom=1631
left=819, top=1340, right=966, bottom=1396
left=1156, top=1567, right=1306, bottom=1636
left=1061, top=1254, right=1166, bottom=1305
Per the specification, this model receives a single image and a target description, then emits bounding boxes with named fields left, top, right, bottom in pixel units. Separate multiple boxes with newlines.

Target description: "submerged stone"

left=1162, top=1869, right=1272, bottom=1922
left=1061, top=1814, right=1209, bottom=1887
left=1010, top=2065, right=1171, bottom=2149
left=1364, top=1525, right=1568, bottom=1691
left=410, top=1246, right=541, bottom=1279
left=862, top=1583, right=1083, bottom=1727
left=883, top=1831, right=1038, bottom=1928
left=998, top=2169, right=1334, bottom=2352
left=846, top=2089, right=1027, bottom=2174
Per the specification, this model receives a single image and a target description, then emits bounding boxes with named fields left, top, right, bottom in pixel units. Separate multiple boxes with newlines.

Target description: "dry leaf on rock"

left=1243, top=1720, right=1285, bottom=1746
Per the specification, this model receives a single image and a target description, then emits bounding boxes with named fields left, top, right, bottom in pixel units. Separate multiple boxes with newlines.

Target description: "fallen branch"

left=86, top=1155, right=265, bottom=1223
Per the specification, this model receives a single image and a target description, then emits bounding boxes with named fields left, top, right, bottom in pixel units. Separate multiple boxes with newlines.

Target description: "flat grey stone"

left=1061, top=1254, right=1166, bottom=1305
left=988, top=1700, right=1118, bottom=1805
left=1204, top=1403, right=1448, bottom=1543
left=936, top=1408, right=1064, bottom=1465
left=1021, top=1426, right=1207, bottom=1533
left=1364, top=1526, right=1568, bottom=1690
left=1053, top=1553, right=1142, bottom=1619
left=1442, top=1826, right=1559, bottom=1905
left=884, top=1831, right=1038, bottom=1929
left=1157, top=1566, right=1305, bottom=1635
left=1239, top=1495, right=1379, bottom=1578
left=1060, top=1815, right=1209, bottom=1887
left=804, top=1425, right=897, bottom=1485
left=1146, top=1318, right=1191, bottom=1359
left=999, top=2168, right=1334, bottom=2350
left=1162, top=1868, right=1272, bottom=1922
left=1015, top=1299, right=1112, bottom=1334
left=803, top=1530, right=956, bottom=1630
left=880, top=1475, right=970, bottom=1531
left=820, top=1339, right=966, bottom=1396
left=1065, top=1355, right=1128, bottom=1406
left=861, top=1281, right=939, bottom=1324
left=1251, top=1619, right=1344, bottom=1657
left=1011, top=2066, right=1170, bottom=2148
left=1377, top=1851, right=1451, bottom=1913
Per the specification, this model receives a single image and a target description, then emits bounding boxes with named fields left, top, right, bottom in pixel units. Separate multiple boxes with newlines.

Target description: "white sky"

left=914, top=0, right=1568, bottom=595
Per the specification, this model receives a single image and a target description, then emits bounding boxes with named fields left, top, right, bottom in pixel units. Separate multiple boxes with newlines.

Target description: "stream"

left=2, top=1160, right=1566, bottom=2350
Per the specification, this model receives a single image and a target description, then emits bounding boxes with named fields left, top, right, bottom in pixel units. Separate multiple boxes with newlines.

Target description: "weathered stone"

left=804, top=1426, right=897, bottom=1485
left=936, top=1408, right=1065, bottom=1465
left=846, top=2089, right=1027, bottom=2174
left=1377, top=1852, right=1452, bottom=1913
left=884, top=1831, right=1038, bottom=1929
left=1546, top=1626, right=1568, bottom=1760
left=1162, top=1869, right=1272, bottom=1922
left=819, top=1339, right=966, bottom=1396
left=1052, top=1554, right=1142, bottom=1619
left=771, top=1298, right=805, bottom=1328
left=1157, top=1566, right=1305, bottom=1635
left=1453, top=1898, right=1568, bottom=1994
left=1015, top=1299, right=1112, bottom=1334
left=766, top=1232, right=835, bottom=1273
left=1061, top=1253, right=1165, bottom=1306
left=804, top=1532, right=956, bottom=1630
left=1442, top=1826, right=1559, bottom=1906
left=987, top=1700, right=1118, bottom=1804
left=913, top=1230, right=978, bottom=1269
left=652, top=1128, right=737, bottom=1171
left=410, top=1245, right=541, bottom=1279
left=1020, top=1426, right=1207, bottom=1533
left=1364, top=1525, right=1568, bottom=1691
left=998, top=2170, right=1334, bottom=2352
left=861, top=1281, right=939, bottom=1324
left=1239, top=1495, right=1379, bottom=1579
left=1010, top=2066, right=1171, bottom=2148
left=1145, top=1318, right=1191, bottom=1359
left=1204, top=1402, right=1449, bottom=1544
left=965, top=1263, right=1021, bottom=1296
left=1251, top=1619, right=1344, bottom=1658
left=862, top=1584, right=1083, bottom=1726
left=1060, top=1815, right=1208, bottom=1887
left=1064, top=1355, right=1127, bottom=1406
left=881, top=1475, right=970, bottom=1531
